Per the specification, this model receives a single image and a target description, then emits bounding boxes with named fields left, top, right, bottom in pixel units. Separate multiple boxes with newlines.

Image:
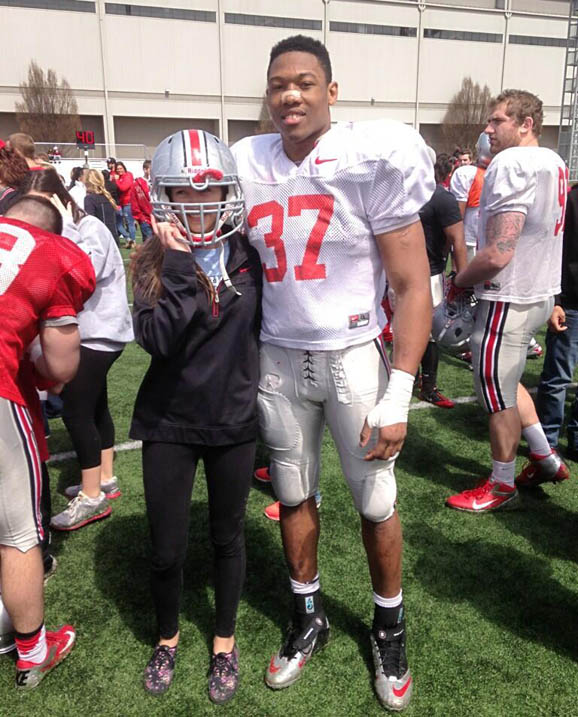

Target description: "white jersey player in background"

left=446, top=89, right=570, bottom=514
left=450, top=132, right=492, bottom=263
left=232, top=35, right=434, bottom=711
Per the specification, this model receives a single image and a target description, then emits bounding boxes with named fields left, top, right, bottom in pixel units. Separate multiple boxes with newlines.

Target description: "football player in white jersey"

left=232, top=35, right=435, bottom=711
left=450, top=132, right=492, bottom=263
left=446, top=89, right=570, bottom=513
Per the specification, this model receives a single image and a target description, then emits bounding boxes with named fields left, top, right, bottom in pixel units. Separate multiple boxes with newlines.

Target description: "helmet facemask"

left=152, top=169, right=244, bottom=249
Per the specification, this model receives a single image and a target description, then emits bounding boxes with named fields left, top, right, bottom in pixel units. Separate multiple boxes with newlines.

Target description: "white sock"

left=290, top=574, right=320, bottom=595
left=373, top=589, right=402, bottom=608
left=522, top=423, right=552, bottom=457
left=490, top=459, right=516, bottom=487
left=16, top=625, right=47, bottom=664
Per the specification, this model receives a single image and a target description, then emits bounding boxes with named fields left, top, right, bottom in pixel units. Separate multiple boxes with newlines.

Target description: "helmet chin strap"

left=190, top=208, right=241, bottom=297
left=218, top=240, right=241, bottom=297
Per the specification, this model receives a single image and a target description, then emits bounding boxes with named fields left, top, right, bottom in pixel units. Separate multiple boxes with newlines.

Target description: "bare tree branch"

left=15, top=61, right=81, bottom=143
left=441, top=77, right=493, bottom=154
left=254, top=94, right=275, bottom=135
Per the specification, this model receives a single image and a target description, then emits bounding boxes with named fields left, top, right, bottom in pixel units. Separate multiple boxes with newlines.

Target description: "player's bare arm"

left=457, top=200, right=466, bottom=219
left=36, top=324, right=81, bottom=384
left=360, top=220, right=432, bottom=461
left=455, top=210, right=525, bottom=288
left=443, top=221, right=468, bottom=274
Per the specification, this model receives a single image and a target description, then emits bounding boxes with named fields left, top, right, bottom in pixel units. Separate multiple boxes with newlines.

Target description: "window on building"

left=329, top=21, right=417, bottom=37
left=105, top=4, right=215, bottom=22
left=224, top=13, right=321, bottom=31
left=0, top=0, right=95, bottom=11
left=509, top=34, right=567, bottom=47
left=424, top=28, right=503, bottom=42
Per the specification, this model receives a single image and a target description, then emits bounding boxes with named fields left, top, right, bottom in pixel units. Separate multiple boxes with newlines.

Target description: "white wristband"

left=366, top=368, right=414, bottom=428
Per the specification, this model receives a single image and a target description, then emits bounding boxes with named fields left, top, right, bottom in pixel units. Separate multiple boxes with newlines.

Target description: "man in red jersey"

left=0, top=196, right=95, bottom=689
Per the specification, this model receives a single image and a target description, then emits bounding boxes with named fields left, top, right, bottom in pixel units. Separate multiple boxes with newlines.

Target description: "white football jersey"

left=476, top=146, right=567, bottom=303
left=449, top=164, right=479, bottom=247
left=232, top=120, right=435, bottom=350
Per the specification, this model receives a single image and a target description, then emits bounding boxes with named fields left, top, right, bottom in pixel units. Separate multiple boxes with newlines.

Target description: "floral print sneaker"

left=143, top=644, right=177, bottom=695
left=208, top=643, right=239, bottom=704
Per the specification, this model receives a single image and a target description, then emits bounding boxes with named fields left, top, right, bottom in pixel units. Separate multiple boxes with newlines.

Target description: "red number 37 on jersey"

left=247, top=195, right=334, bottom=283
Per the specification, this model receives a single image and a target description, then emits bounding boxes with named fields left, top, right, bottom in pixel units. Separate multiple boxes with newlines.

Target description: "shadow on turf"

left=407, top=524, right=578, bottom=662
left=87, top=494, right=376, bottom=682
left=402, top=403, right=578, bottom=564
left=89, top=499, right=290, bottom=647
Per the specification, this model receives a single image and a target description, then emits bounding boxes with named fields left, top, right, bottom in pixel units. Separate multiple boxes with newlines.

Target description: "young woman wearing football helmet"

left=130, top=129, right=261, bottom=705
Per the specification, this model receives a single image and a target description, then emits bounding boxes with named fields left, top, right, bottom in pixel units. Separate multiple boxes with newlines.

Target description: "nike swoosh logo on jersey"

left=315, top=157, right=337, bottom=164
left=392, top=676, right=412, bottom=698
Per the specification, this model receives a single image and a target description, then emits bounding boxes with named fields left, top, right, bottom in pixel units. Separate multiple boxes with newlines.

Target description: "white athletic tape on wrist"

left=366, top=369, right=414, bottom=428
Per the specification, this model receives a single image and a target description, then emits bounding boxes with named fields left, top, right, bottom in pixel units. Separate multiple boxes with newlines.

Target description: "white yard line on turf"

left=49, top=440, right=142, bottom=464
left=48, top=383, right=577, bottom=465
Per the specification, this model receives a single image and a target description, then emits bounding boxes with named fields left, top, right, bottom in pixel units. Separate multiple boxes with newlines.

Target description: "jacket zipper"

left=212, top=285, right=221, bottom=317
left=210, top=255, right=247, bottom=317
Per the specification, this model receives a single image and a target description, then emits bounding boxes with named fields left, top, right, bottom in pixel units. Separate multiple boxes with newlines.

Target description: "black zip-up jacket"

left=130, top=233, right=262, bottom=446
left=558, top=184, right=578, bottom=310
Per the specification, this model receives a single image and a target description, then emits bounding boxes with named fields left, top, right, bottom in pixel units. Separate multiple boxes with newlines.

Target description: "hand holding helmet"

left=446, top=272, right=473, bottom=305
left=432, top=275, right=478, bottom=354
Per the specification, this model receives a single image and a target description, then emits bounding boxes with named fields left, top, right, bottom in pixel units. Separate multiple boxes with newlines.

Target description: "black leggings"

left=142, top=440, right=255, bottom=640
left=61, top=346, right=122, bottom=470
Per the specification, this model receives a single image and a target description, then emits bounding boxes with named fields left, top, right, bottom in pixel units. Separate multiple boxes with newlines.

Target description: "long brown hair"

left=0, top=147, right=29, bottom=189
left=20, top=168, right=85, bottom=224
left=131, top=235, right=216, bottom=305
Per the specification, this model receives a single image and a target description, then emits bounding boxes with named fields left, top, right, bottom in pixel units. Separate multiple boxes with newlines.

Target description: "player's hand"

left=49, top=193, right=73, bottom=219
left=359, top=419, right=406, bottom=461
left=547, top=305, right=567, bottom=333
left=49, top=383, right=65, bottom=395
left=151, top=215, right=190, bottom=253
left=446, top=272, right=471, bottom=304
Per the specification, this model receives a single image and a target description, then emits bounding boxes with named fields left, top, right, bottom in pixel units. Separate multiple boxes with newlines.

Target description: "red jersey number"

left=247, top=201, right=287, bottom=283
left=247, top=194, right=334, bottom=283
left=554, top=165, right=569, bottom=237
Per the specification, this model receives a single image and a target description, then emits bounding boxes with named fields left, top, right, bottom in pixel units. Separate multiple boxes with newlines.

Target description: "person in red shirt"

left=114, top=161, right=136, bottom=247
left=130, top=160, right=153, bottom=241
left=0, top=196, right=95, bottom=690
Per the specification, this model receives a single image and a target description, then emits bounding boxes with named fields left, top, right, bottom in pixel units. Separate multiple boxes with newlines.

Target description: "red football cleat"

left=515, top=451, right=570, bottom=488
left=254, top=467, right=271, bottom=483
left=446, top=478, right=519, bottom=512
left=526, top=340, right=543, bottom=359
left=16, top=625, right=76, bottom=690
left=264, top=501, right=280, bottom=522
left=418, top=387, right=455, bottom=409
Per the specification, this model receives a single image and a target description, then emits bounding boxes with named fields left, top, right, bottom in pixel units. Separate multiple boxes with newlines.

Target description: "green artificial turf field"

left=2, top=260, right=577, bottom=715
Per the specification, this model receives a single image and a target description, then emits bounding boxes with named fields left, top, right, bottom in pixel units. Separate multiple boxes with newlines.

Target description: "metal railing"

left=34, top=142, right=148, bottom=162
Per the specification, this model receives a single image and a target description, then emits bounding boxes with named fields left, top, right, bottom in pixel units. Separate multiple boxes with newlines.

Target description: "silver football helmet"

left=432, top=291, right=478, bottom=354
left=0, top=583, right=15, bottom=654
left=151, top=129, right=244, bottom=248
left=476, top=132, right=492, bottom=168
